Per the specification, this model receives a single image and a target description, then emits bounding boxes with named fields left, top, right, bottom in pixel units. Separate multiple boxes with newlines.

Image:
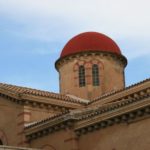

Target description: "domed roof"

left=60, top=32, right=121, bottom=58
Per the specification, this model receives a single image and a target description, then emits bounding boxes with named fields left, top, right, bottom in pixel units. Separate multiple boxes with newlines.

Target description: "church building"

left=0, top=32, right=150, bottom=150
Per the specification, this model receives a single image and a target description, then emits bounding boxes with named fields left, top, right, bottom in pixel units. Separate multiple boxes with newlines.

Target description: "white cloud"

left=115, top=37, right=150, bottom=60
left=0, top=0, right=150, bottom=59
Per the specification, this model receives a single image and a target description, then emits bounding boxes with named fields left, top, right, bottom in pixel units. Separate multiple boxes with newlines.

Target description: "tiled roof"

left=91, top=78, right=150, bottom=103
left=0, top=83, right=87, bottom=104
left=25, top=78, right=150, bottom=129
left=25, top=86, right=150, bottom=131
left=25, top=111, right=69, bottom=129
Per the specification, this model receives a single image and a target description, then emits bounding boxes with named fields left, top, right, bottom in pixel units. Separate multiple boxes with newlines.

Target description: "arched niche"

left=0, top=129, right=8, bottom=145
left=0, top=139, right=3, bottom=145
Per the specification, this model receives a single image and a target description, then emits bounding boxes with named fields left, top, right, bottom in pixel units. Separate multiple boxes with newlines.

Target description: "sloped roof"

left=24, top=78, right=150, bottom=140
left=90, top=78, right=150, bottom=106
left=0, top=83, right=87, bottom=109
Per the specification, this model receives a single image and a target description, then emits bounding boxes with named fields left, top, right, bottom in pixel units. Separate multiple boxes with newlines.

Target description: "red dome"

left=60, top=32, right=121, bottom=58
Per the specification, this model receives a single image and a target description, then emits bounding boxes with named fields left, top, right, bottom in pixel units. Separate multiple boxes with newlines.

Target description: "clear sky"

left=0, top=0, right=149, bottom=93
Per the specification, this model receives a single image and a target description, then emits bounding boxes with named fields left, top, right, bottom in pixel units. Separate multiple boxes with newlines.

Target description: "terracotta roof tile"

left=0, top=83, right=87, bottom=104
left=25, top=111, right=68, bottom=129
left=91, top=78, right=150, bottom=103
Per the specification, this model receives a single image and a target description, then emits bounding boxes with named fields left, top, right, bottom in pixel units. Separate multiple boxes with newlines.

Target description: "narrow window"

left=79, top=65, right=86, bottom=87
left=92, top=64, right=100, bottom=86
left=0, top=140, right=3, bottom=145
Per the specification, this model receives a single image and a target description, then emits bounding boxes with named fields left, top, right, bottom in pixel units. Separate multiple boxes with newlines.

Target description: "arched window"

left=92, top=64, right=100, bottom=86
left=79, top=65, right=86, bottom=87
left=0, top=140, right=3, bottom=145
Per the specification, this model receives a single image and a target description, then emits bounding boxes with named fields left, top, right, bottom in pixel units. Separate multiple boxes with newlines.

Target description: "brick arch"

left=91, top=59, right=104, bottom=70
left=84, top=62, right=92, bottom=69
left=73, top=60, right=86, bottom=87
left=73, top=59, right=104, bottom=71
left=73, top=59, right=104, bottom=86
left=0, top=129, right=8, bottom=145
left=41, top=144, right=56, bottom=150
left=73, top=60, right=86, bottom=71
left=89, top=60, right=104, bottom=88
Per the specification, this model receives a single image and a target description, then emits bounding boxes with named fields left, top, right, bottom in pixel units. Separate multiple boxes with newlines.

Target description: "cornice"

left=75, top=87, right=150, bottom=121
left=75, top=96, right=150, bottom=130
left=25, top=113, right=78, bottom=141
left=55, top=51, right=127, bottom=71
left=24, top=87, right=149, bottom=140
left=90, top=78, right=150, bottom=106
left=74, top=94, right=150, bottom=136
left=0, top=83, right=86, bottom=110
left=75, top=105, right=150, bottom=136
left=20, top=94, right=84, bottom=109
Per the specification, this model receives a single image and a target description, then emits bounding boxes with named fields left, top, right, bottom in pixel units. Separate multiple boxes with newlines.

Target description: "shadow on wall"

left=0, top=139, right=3, bottom=145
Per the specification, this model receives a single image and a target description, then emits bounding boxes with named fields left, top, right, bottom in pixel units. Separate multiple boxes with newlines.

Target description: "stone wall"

left=30, top=128, right=78, bottom=150
left=78, top=116, right=150, bottom=150
left=57, top=52, right=125, bottom=100
left=0, top=96, right=62, bottom=148
left=0, top=97, right=22, bottom=146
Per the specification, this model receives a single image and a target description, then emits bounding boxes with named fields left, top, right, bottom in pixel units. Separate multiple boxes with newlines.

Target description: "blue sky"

left=0, top=0, right=150, bottom=93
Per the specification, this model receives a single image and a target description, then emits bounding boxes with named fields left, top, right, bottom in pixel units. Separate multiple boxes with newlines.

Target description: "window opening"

left=79, top=65, right=86, bottom=87
left=92, top=64, right=100, bottom=86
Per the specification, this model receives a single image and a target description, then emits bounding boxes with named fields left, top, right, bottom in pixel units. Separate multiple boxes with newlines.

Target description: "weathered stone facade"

left=56, top=52, right=126, bottom=99
left=0, top=32, right=149, bottom=150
